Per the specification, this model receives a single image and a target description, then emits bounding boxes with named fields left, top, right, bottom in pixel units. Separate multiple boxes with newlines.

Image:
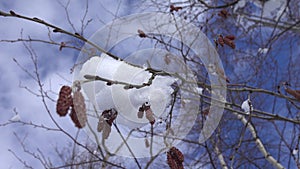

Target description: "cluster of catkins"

left=56, top=84, right=87, bottom=128
left=97, top=108, right=118, bottom=139
left=137, top=102, right=155, bottom=125
left=167, top=147, right=184, bottom=169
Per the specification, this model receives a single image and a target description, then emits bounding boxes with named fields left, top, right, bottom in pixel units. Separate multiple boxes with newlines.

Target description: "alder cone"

left=167, top=147, right=184, bottom=169
left=70, top=91, right=87, bottom=128
left=56, top=86, right=72, bottom=116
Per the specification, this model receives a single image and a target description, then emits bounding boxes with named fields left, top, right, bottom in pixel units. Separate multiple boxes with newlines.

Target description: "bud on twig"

left=137, top=29, right=147, bottom=38
left=218, top=9, right=230, bottom=18
left=170, top=5, right=183, bottom=12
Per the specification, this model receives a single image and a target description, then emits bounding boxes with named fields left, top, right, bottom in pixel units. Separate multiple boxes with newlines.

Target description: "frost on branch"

left=10, top=114, right=21, bottom=122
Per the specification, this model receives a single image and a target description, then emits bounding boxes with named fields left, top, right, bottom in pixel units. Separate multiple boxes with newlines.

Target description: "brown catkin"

left=97, top=109, right=118, bottom=139
left=137, top=106, right=144, bottom=119
left=69, top=107, right=82, bottom=128
left=145, top=109, right=155, bottom=125
left=167, top=147, right=184, bottom=169
left=70, top=91, right=87, bottom=128
left=102, top=121, right=111, bottom=139
left=97, top=116, right=105, bottom=132
left=56, top=86, right=72, bottom=116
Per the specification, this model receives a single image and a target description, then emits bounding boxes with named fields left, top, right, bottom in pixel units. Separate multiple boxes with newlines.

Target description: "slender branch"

left=0, top=10, right=119, bottom=60
left=234, top=113, right=285, bottom=169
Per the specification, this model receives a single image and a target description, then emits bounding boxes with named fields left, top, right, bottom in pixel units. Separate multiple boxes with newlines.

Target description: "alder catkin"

left=137, top=106, right=144, bottom=119
left=70, top=91, right=87, bottom=128
left=102, top=121, right=111, bottom=139
left=56, top=86, right=72, bottom=116
left=167, top=147, right=184, bottom=169
left=97, top=109, right=118, bottom=139
left=97, top=116, right=105, bottom=132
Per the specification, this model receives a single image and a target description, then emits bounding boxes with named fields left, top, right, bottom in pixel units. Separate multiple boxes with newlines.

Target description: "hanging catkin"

left=56, top=86, right=72, bottom=116
left=70, top=91, right=87, bottom=128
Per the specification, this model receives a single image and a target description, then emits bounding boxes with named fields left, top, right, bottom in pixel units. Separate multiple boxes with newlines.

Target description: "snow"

left=262, top=0, right=287, bottom=21
left=79, top=53, right=176, bottom=122
left=233, top=0, right=246, bottom=13
left=241, top=99, right=252, bottom=114
left=9, top=114, right=20, bottom=122
left=292, top=148, right=298, bottom=156
left=258, top=48, right=269, bottom=54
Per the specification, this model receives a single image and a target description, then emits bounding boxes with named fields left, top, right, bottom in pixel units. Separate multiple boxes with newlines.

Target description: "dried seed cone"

left=70, top=91, right=87, bottom=128
left=167, top=147, right=184, bottom=169
left=56, top=86, right=72, bottom=116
